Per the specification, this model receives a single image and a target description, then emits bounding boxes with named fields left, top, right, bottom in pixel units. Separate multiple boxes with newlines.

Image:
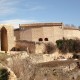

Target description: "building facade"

left=14, top=23, right=80, bottom=43
left=0, top=23, right=80, bottom=51
left=0, top=24, right=15, bottom=51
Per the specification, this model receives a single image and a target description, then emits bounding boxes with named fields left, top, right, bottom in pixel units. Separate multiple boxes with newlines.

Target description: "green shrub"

left=56, top=38, right=80, bottom=53
left=0, top=68, right=9, bottom=80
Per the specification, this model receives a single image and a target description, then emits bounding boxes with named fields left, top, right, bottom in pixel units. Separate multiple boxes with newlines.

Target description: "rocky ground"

left=0, top=52, right=80, bottom=80
left=34, top=61, right=80, bottom=80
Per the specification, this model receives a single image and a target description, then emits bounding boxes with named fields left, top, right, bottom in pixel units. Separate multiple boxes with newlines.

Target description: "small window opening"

left=44, top=38, right=48, bottom=41
left=39, top=38, right=43, bottom=41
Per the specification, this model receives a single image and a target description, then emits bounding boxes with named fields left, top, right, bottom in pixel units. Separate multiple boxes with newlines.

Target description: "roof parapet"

left=19, top=22, right=63, bottom=28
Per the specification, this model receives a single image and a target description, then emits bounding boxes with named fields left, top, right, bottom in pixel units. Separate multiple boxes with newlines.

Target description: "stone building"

left=0, top=24, right=15, bottom=51
left=0, top=22, right=80, bottom=51
left=14, top=23, right=80, bottom=44
left=14, top=23, right=63, bottom=43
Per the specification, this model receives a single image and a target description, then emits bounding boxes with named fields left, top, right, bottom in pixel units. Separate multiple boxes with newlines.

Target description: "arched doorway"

left=1, top=27, right=8, bottom=51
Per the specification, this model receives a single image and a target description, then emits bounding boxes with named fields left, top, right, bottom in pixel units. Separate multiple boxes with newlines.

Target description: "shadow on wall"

left=11, top=40, right=56, bottom=54
left=11, top=40, right=35, bottom=53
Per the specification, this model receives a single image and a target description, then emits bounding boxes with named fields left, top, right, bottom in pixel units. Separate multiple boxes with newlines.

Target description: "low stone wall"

left=15, top=41, right=56, bottom=54
left=35, top=42, right=46, bottom=54
left=15, top=40, right=35, bottom=53
left=15, top=41, right=47, bottom=54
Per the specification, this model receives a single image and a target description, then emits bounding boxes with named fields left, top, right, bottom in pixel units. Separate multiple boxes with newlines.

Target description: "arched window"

left=38, top=38, right=43, bottom=41
left=44, top=38, right=48, bottom=41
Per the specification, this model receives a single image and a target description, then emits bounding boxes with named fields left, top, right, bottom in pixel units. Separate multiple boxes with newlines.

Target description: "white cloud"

left=25, top=4, right=45, bottom=11
left=25, top=6, right=45, bottom=11
left=0, top=19, right=36, bottom=28
left=0, top=7, right=15, bottom=15
left=0, top=0, right=45, bottom=16
left=29, top=6, right=45, bottom=11
left=0, top=0, right=19, bottom=15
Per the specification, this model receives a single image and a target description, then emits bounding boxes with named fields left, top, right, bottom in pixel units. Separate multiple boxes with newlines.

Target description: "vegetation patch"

left=0, top=68, right=9, bottom=80
left=56, top=38, right=80, bottom=53
left=45, top=42, right=56, bottom=54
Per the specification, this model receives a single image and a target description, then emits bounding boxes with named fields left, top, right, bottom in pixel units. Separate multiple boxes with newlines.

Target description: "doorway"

left=1, top=27, right=8, bottom=51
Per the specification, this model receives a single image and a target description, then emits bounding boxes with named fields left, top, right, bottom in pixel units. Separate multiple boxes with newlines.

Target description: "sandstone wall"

left=35, top=42, right=46, bottom=54
left=31, top=26, right=63, bottom=43
left=18, top=25, right=63, bottom=43
left=52, top=26, right=63, bottom=43
left=15, top=40, right=35, bottom=53
left=14, top=30, right=20, bottom=40
left=0, top=24, right=15, bottom=51
left=20, top=28, right=32, bottom=41
left=42, top=26, right=54, bottom=42
left=64, top=29, right=80, bottom=39
left=42, top=26, right=63, bottom=43
left=17, top=23, right=80, bottom=44
left=32, top=27, right=43, bottom=42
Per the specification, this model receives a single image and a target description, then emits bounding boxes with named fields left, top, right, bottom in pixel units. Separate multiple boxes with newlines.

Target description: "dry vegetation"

left=56, top=38, right=80, bottom=53
left=45, top=42, right=56, bottom=54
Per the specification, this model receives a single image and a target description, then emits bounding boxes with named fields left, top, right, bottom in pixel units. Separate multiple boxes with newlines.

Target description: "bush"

left=0, top=68, right=9, bottom=80
left=72, top=54, right=80, bottom=59
left=45, top=42, right=56, bottom=54
left=56, top=38, right=80, bottom=53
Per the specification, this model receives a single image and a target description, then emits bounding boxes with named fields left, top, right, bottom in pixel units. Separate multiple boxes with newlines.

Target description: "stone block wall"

left=64, top=29, right=80, bottom=39
left=15, top=40, right=35, bottom=53
left=0, top=24, right=15, bottom=51
left=20, top=28, right=32, bottom=41
left=32, top=27, right=43, bottom=42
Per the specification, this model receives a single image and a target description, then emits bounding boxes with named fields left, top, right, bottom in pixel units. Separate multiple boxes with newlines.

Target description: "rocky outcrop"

left=29, top=52, right=73, bottom=63
left=0, top=63, right=17, bottom=80
left=5, top=51, right=80, bottom=80
left=1, top=51, right=78, bottom=80
left=29, top=62, right=80, bottom=80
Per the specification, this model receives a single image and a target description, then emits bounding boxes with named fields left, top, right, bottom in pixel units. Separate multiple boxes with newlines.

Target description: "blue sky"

left=0, top=0, right=80, bottom=28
